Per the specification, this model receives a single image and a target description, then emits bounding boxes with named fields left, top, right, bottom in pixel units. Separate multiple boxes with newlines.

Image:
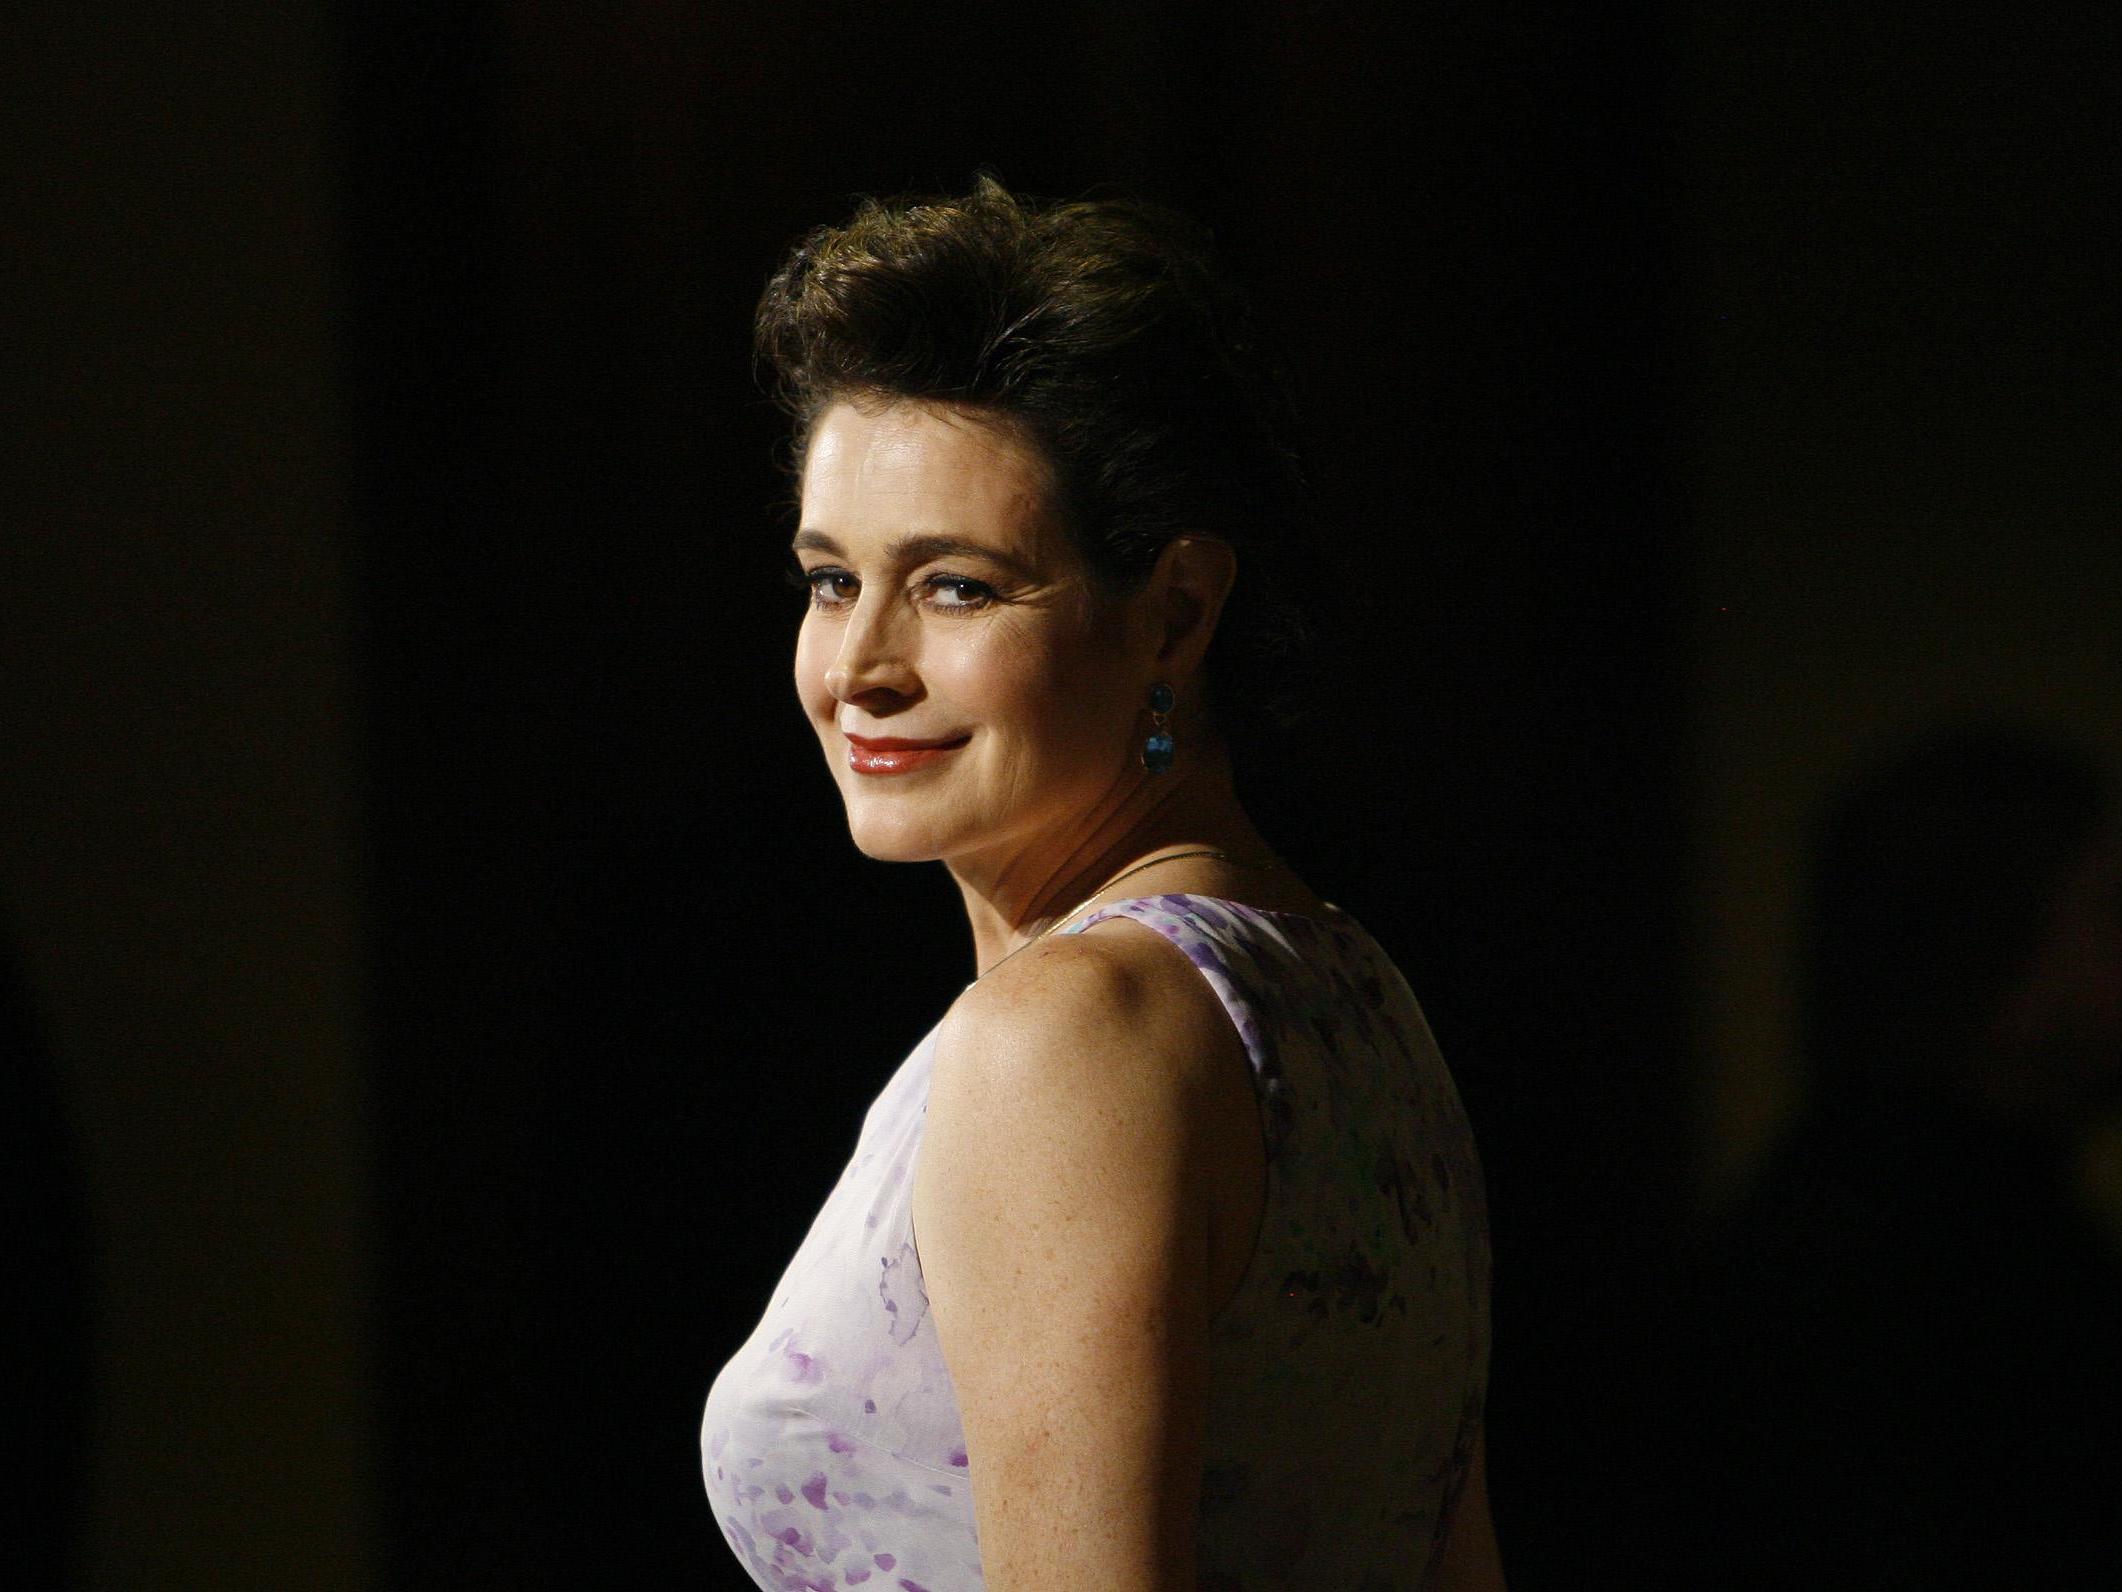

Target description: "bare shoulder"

left=913, top=928, right=1241, bottom=1585
left=936, top=922, right=1240, bottom=1099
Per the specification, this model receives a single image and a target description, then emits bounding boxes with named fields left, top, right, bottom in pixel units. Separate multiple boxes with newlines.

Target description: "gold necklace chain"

left=980, top=845, right=1285, bottom=981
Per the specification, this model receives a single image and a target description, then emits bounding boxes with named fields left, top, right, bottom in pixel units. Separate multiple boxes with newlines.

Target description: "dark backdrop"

left=15, top=0, right=2110, bottom=1587
left=342, top=3, right=1686, bottom=1585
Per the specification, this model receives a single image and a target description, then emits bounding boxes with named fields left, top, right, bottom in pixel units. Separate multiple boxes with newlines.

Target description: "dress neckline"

left=1062, top=891, right=1345, bottom=933
left=960, top=894, right=1349, bottom=993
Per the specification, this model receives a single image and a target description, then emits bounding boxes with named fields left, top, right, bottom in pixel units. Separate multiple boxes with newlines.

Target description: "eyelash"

left=783, top=561, right=998, bottom=614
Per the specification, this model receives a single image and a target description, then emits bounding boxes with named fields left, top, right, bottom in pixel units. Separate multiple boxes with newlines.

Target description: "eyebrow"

left=790, top=529, right=1037, bottom=580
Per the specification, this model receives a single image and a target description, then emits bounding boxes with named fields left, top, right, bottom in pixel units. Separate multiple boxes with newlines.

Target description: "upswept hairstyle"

left=753, top=174, right=1348, bottom=769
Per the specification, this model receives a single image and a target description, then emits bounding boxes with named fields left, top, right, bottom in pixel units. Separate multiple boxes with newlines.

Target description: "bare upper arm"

left=911, top=931, right=1234, bottom=1591
left=1425, top=1428, right=1507, bottom=1592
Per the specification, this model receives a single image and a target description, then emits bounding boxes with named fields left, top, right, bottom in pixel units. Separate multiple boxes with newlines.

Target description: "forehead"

left=799, top=400, right=1061, bottom=553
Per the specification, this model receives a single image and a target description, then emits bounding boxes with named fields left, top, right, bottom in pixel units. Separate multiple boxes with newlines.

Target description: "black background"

left=8, top=2, right=2114, bottom=1587
left=348, top=5, right=1687, bottom=1582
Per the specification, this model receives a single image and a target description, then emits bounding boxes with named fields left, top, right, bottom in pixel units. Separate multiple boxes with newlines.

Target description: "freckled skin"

left=789, top=398, right=1329, bottom=978
left=795, top=404, right=1147, bottom=945
left=728, top=398, right=1508, bottom=1589
left=700, top=890, right=1500, bottom=1589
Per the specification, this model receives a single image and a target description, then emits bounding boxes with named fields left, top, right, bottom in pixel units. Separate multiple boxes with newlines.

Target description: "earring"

left=1141, top=682, right=1176, bottom=774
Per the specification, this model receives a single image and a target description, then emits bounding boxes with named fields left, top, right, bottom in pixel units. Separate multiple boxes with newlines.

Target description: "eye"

left=793, top=568, right=848, bottom=602
left=784, top=560, right=995, bottom=614
left=925, top=576, right=995, bottom=612
left=785, top=560, right=854, bottom=608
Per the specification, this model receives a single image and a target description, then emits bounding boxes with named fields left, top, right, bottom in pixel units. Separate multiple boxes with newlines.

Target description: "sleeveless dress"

left=701, top=893, right=1491, bottom=1591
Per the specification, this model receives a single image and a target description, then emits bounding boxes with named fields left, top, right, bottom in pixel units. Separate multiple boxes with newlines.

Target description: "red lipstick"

left=846, top=732, right=971, bottom=776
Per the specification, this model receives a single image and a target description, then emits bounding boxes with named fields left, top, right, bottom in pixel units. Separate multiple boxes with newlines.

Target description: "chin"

left=839, top=799, right=955, bottom=864
left=846, top=833, right=944, bottom=865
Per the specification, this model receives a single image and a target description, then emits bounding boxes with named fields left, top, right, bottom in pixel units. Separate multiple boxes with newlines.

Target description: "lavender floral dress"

left=701, top=894, right=1491, bottom=1591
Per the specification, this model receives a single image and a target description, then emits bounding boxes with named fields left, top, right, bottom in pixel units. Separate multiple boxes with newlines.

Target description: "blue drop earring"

left=1141, top=682, right=1176, bottom=774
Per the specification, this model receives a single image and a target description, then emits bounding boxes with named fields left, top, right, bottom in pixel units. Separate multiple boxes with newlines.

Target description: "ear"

left=1147, top=535, right=1237, bottom=675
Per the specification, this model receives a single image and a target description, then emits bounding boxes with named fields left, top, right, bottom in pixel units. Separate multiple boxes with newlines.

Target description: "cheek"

left=939, top=633, right=1073, bottom=735
left=792, top=623, right=831, bottom=714
left=979, top=666, right=1122, bottom=768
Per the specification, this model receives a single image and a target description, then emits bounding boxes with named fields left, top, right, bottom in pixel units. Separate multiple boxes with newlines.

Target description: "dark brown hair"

left=754, top=174, right=1350, bottom=769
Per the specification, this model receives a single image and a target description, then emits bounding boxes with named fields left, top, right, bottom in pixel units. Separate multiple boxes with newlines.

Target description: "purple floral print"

left=701, top=894, right=1490, bottom=1590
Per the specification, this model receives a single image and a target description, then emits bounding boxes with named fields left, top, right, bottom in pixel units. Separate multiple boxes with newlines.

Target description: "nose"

left=822, top=593, right=920, bottom=706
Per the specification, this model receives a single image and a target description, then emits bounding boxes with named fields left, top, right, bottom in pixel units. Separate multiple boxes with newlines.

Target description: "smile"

left=846, top=734, right=971, bottom=776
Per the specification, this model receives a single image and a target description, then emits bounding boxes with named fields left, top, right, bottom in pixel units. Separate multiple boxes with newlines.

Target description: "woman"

left=702, top=177, right=1500, bottom=1592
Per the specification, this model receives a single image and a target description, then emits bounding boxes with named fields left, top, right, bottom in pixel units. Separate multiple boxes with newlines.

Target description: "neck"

left=948, top=746, right=1276, bottom=979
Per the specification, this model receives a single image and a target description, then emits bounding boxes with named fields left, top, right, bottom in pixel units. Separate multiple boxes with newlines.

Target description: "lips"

left=845, top=734, right=970, bottom=751
left=845, top=732, right=971, bottom=776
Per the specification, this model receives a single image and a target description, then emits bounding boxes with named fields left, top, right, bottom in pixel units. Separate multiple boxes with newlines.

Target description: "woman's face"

left=790, top=399, right=1148, bottom=868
